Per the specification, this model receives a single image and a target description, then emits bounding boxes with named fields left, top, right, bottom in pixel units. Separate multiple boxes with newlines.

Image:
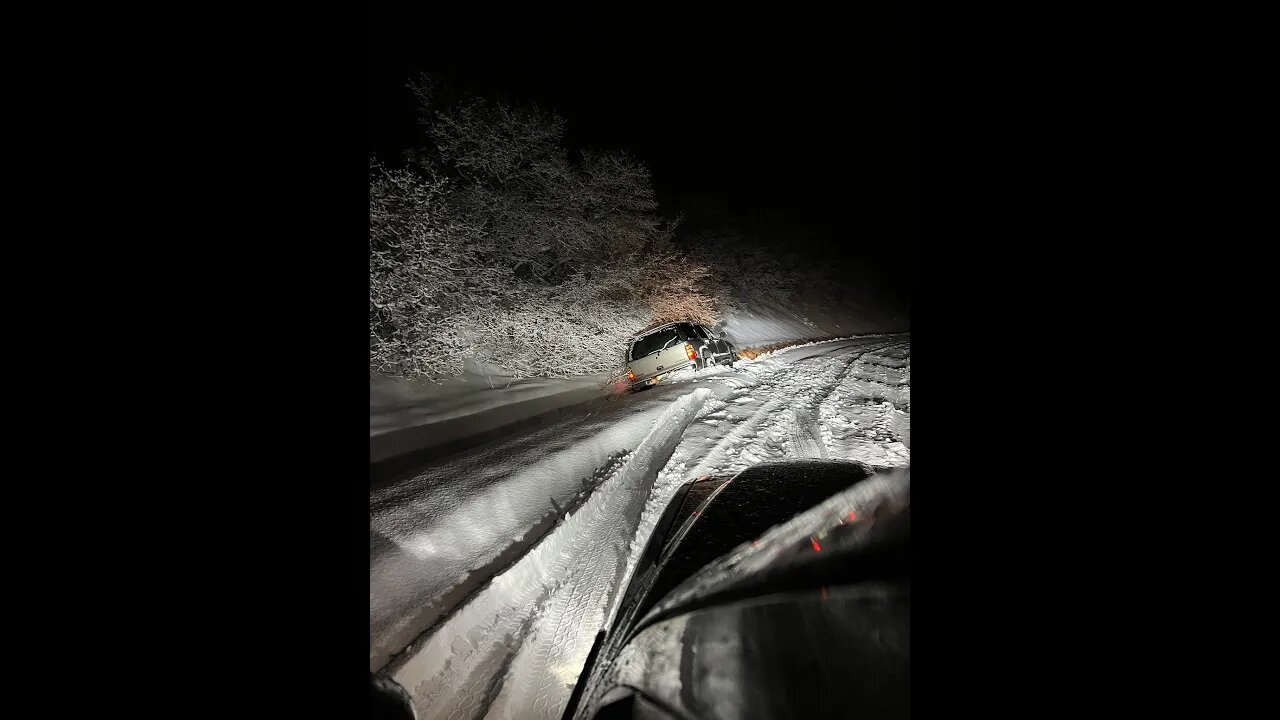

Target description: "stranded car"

left=625, top=322, right=739, bottom=390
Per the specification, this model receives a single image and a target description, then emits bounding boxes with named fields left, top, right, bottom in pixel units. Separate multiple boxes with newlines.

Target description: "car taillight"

left=685, top=344, right=697, bottom=360
left=626, top=368, right=635, bottom=381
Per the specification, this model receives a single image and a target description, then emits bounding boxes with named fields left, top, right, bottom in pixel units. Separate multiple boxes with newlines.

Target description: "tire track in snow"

left=844, top=342, right=911, bottom=393
left=369, top=388, right=710, bottom=671
left=789, top=407, right=827, bottom=458
left=373, top=453, right=630, bottom=673
left=771, top=341, right=903, bottom=461
left=816, top=342, right=911, bottom=461
left=685, top=340, right=901, bottom=476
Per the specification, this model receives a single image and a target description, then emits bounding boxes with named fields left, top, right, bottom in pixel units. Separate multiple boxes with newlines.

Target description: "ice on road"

left=370, top=334, right=911, bottom=719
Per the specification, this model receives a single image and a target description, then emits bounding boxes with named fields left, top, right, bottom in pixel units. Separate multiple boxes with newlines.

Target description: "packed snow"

left=370, top=334, right=911, bottom=719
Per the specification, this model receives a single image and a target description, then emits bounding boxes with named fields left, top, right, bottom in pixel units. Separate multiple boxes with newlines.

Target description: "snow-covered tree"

left=369, top=161, right=497, bottom=379
left=370, top=77, right=721, bottom=380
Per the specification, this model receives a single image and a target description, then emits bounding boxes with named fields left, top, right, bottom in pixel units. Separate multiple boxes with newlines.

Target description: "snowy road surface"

left=370, top=334, right=911, bottom=719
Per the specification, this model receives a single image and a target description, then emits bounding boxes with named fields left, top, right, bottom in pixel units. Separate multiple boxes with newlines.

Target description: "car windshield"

left=630, top=328, right=679, bottom=360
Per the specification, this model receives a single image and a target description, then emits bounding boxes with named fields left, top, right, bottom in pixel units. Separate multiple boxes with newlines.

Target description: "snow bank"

left=387, top=389, right=714, bottom=720
left=370, top=386, right=703, bottom=672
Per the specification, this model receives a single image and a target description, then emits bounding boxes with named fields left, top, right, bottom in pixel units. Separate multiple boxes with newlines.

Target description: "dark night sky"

left=369, top=5, right=912, bottom=308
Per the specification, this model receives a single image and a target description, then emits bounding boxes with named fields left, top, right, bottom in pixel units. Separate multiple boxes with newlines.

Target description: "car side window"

left=695, top=325, right=712, bottom=339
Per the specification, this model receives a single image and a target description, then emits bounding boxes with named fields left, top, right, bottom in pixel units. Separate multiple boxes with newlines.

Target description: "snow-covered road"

left=370, top=334, right=911, bottom=719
